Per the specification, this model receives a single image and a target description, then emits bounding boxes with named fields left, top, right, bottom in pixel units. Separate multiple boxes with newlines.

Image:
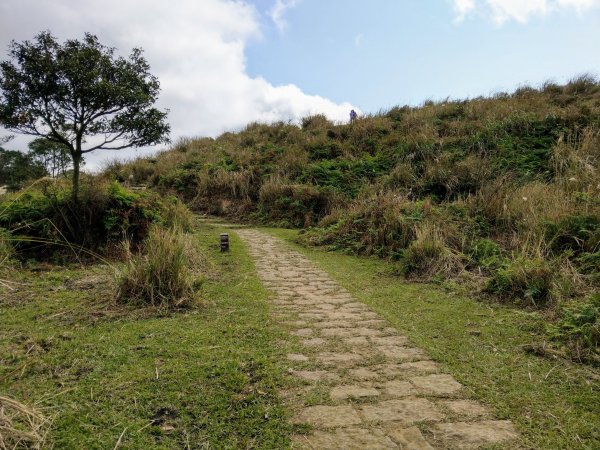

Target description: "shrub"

left=544, top=214, right=600, bottom=255
left=469, top=238, right=503, bottom=269
left=548, top=294, right=600, bottom=363
left=115, top=226, right=199, bottom=308
left=302, top=192, right=420, bottom=258
left=0, top=180, right=188, bottom=259
left=258, top=179, right=334, bottom=228
left=487, top=257, right=555, bottom=306
left=401, top=224, right=464, bottom=278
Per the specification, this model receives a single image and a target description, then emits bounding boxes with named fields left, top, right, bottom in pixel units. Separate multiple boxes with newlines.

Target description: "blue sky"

left=246, top=1, right=600, bottom=112
left=1, top=0, right=599, bottom=167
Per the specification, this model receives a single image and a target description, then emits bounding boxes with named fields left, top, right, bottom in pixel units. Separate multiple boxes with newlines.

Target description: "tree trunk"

left=72, top=153, right=81, bottom=202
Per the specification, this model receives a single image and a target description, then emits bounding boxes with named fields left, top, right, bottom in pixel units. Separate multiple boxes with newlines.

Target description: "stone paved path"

left=237, top=229, right=519, bottom=449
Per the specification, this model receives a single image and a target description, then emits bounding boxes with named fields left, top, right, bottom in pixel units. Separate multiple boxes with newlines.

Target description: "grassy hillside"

left=108, top=75, right=600, bottom=363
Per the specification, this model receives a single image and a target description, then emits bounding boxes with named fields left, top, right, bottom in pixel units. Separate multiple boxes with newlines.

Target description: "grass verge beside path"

left=266, top=227, right=600, bottom=450
left=0, top=223, right=292, bottom=449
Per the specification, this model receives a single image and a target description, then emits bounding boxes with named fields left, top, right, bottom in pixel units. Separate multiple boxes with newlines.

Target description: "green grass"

left=0, top=223, right=293, bottom=449
left=266, top=227, right=600, bottom=450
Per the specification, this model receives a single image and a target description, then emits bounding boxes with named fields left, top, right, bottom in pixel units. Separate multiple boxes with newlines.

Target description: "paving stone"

left=384, top=425, right=434, bottom=449
left=371, top=336, right=409, bottom=346
left=289, top=370, right=341, bottom=382
left=377, top=346, right=428, bottom=361
left=316, top=352, right=363, bottom=365
left=379, top=380, right=416, bottom=397
left=302, top=337, right=327, bottom=347
left=410, top=374, right=463, bottom=395
left=293, top=405, right=363, bottom=427
left=398, top=361, right=439, bottom=373
left=292, top=328, right=314, bottom=337
left=359, top=398, right=444, bottom=424
left=345, top=336, right=370, bottom=346
left=293, top=427, right=397, bottom=449
left=283, top=320, right=308, bottom=327
left=330, top=384, right=381, bottom=401
left=349, top=367, right=381, bottom=381
left=429, top=420, right=518, bottom=449
left=313, top=320, right=356, bottom=328
left=287, top=353, right=309, bottom=362
left=439, top=400, right=489, bottom=418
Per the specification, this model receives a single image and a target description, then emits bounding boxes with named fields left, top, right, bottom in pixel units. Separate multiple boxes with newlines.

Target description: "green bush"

left=116, top=226, right=199, bottom=308
left=258, top=182, right=334, bottom=228
left=544, top=214, right=600, bottom=255
left=469, top=238, right=503, bottom=269
left=576, top=251, right=600, bottom=276
left=487, top=258, right=555, bottom=306
left=401, top=225, right=464, bottom=278
left=548, top=294, right=600, bottom=362
left=0, top=181, right=190, bottom=258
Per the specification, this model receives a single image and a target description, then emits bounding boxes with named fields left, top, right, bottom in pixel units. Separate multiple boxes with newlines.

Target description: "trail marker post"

left=220, top=233, right=229, bottom=252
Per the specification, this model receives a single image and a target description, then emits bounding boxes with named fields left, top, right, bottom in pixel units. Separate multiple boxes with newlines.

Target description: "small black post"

left=220, top=233, right=229, bottom=252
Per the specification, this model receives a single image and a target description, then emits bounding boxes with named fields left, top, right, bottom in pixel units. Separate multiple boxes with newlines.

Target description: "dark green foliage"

left=469, top=238, right=503, bottom=269
left=486, top=258, right=554, bottom=306
left=479, top=115, right=569, bottom=179
left=544, top=214, right=600, bottom=254
left=259, top=183, right=333, bottom=228
left=0, top=181, right=185, bottom=257
left=548, top=294, right=600, bottom=362
left=158, top=169, right=199, bottom=199
left=0, top=147, right=47, bottom=191
left=28, top=138, right=71, bottom=177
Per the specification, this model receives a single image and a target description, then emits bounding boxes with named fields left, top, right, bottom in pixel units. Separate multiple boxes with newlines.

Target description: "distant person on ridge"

left=350, top=109, right=357, bottom=123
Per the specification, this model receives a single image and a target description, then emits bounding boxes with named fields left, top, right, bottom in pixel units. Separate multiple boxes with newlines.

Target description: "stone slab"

left=359, top=398, right=444, bottom=424
left=293, top=405, right=362, bottom=428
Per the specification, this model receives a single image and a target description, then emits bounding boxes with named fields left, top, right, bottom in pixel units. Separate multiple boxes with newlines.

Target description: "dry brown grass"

left=0, top=396, right=51, bottom=450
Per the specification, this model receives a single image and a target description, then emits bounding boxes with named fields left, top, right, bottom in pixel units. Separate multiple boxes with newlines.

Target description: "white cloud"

left=0, top=0, right=353, bottom=168
left=453, top=0, right=476, bottom=21
left=452, top=0, right=600, bottom=24
left=269, top=0, right=300, bottom=32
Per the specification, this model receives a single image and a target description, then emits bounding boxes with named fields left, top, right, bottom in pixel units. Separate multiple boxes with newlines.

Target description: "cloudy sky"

left=1, top=0, right=599, bottom=168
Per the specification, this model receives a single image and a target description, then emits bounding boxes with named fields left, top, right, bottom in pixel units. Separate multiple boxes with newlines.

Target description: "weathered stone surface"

left=385, top=425, right=434, bottom=449
left=302, top=338, right=327, bottom=347
left=380, top=380, right=416, bottom=397
left=371, top=336, right=409, bottom=347
left=349, top=367, right=381, bottom=380
left=345, top=336, right=370, bottom=346
left=313, top=320, right=355, bottom=329
left=360, top=398, right=444, bottom=424
left=330, top=384, right=380, bottom=401
left=377, top=346, right=428, bottom=361
left=293, top=405, right=362, bottom=427
left=287, top=353, right=309, bottom=362
left=316, top=352, right=363, bottom=365
left=289, top=370, right=340, bottom=382
left=410, top=374, right=462, bottom=395
left=293, top=427, right=397, bottom=449
left=430, top=420, right=519, bottom=449
left=440, top=400, right=489, bottom=418
left=398, top=361, right=439, bottom=373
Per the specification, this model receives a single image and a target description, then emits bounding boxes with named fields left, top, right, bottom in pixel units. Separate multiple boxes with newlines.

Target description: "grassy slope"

left=266, top=228, right=600, bottom=450
left=0, top=224, right=292, bottom=449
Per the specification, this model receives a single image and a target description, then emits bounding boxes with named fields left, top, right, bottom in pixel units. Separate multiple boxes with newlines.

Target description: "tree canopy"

left=0, top=31, right=170, bottom=198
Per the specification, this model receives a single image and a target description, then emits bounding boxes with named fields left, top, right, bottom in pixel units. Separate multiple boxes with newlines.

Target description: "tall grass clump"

left=401, top=223, right=465, bottom=279
left=115, top=226, right=199, bottom=308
